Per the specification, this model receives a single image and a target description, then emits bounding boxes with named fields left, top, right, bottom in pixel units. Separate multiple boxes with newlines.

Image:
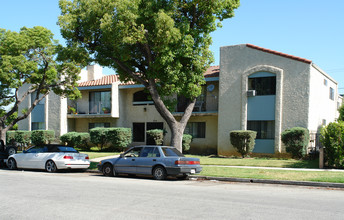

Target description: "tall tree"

left=58, top=0, right=240, bottom=152
left=0, top=26, right=81, bottom=142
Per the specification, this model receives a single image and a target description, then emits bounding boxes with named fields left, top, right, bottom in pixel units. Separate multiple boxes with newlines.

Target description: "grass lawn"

left=185, top=154, right=319, bottom=169
left=80, top=151, right=119, bottom=159
left=199, top=166, right=344, bottom=183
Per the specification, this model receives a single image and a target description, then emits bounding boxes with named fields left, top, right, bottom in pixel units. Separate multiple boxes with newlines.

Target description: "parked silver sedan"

left=7, top=145, right=90, bottom=172
left=97, top=145, right=202, bottom=180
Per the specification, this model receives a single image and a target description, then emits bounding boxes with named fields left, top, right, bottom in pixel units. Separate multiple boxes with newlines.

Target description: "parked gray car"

left=97, top=145, right=202, bottom=180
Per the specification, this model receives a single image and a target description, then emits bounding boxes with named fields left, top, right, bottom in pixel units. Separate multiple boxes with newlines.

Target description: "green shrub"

left=320, top=122, right=344, bottom=168
left=89, top=128, right=108, bottom=151
left=31, top=130, right=55, bottom=145
left=60, top=132, right=90, bottom=150
left=107, top=128, right=132, bottom=151
left=14, top=130, right=31, bottom=150
left=146, top=129, right=163, bottom=146
left=230, top=130, right=257, bottom=158
left=281, top=127, right=309, bottom=159
left=6, top=131, right=16, bottom=145
left=182, top=134, right=193, bottom=152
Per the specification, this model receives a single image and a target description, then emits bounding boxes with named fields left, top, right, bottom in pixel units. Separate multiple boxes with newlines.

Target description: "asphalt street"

left=0, top=169, right=343, bottom=220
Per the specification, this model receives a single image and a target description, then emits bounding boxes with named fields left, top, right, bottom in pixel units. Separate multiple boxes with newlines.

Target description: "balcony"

left=67, top=102, right=112, bottom=118
left=173, top=95, right=218, bottom=116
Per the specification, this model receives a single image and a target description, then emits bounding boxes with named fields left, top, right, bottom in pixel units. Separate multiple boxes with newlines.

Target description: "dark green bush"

left=281, top=127, right=309, bottom=159
left=6, top=131, right=16, bottom=145
left=182, top=134, right=193, bottom=152
left=320, top=122, right=344, bottom=168
left=89, top=128, right=108, bottom=151
left=146, top=129, right=163, bottom=146
left=60, top=132, right=90, bottom=150
left=14, top=130, right=31, bottom=150
left=107, top=128, right=132, bottom=151
left=31, top=130, right=55, bottom=145
left=230, top=130, right=257, bottom=158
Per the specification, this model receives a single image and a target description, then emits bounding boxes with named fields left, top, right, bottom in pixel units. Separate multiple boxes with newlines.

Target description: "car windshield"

left=57, top=146, right=78, bottom=153
left=161, top=147, right=184, bottom=157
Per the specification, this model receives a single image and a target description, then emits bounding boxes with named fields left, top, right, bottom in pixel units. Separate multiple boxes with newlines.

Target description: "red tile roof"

left=78, top=75, right=120, bottom=87
left=78, top=66, right=219, bottom=87
left=246, top=44, right=312, bottom=64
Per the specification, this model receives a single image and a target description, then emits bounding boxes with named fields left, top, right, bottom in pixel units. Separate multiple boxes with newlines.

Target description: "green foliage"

left=338, top=104, right=344, bottom=121
left=146, top=129, right=164, bottom=146
left=320, top=122, right=344, bottom=168
left=281, top=127, right=309, bottom=159
left=31, top=130, right=55, bottom=146
left=89, top=128, right=108, bottom=151
left=182, top=134, right=193, bottom=152
left=14, top=130, right=31, bottom=147
left=60, top=132, right=90, bottom=150
left=230, top=130, right=257, bottom=158
left=0, top=26, right=81, bottom=139
left=6, top=131, right=16, bottom=145
left=107, top=127, right=132, bottom=151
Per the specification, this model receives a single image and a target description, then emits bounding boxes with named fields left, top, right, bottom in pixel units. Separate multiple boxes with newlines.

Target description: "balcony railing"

left=68, top=102, right=111, bottom=115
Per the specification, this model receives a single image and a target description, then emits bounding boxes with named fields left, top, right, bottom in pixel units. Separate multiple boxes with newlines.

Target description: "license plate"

left=190, top=169, right=196, bottom=174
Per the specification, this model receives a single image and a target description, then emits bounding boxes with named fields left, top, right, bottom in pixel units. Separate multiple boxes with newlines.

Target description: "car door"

left=29, top=146, right=51, bottom=169
left=135, top=147, right=161, bottom=175
left=18, top=146, right=45, bottom=168
left=115, top=147, right=142, bottom=174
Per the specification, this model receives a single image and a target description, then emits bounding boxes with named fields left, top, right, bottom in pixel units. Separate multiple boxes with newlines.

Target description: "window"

left=324, top=79, right=328, bottom=86
left=124, top=147, right=142, bottom=157
left=329, top=87, right=334, bottom=100
left=133, top=123, right=145, bottom=142
left=89, top=91, right=111, bottom=114
left=133, top=90, right=154, bottom=105
left=322, top=119, right=326, bottom=126
left=184, top=122, right=206, bottom=138
left=248, top=76, right=276, bottom=96
left=141, top=147, right=160, bottom=157
left=89, top=123, right=110, bottom=130
left=161, top=147, right=184, bottom=157
left=31, top=122, right=45, bottom=130
left=247, top=121, right=275, bottom=139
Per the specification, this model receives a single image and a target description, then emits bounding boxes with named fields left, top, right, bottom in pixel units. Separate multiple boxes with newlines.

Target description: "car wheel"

left=153, top=166, right=167, bottom=180
left=102, top=163, right=114, bottom=177
left=45, top=160, right=57, bottom=173
left=6, top=147, right=17, bottom=156
left=7, top=158, right=17, bottom=170
left=177, top=174, right=189, bottom=180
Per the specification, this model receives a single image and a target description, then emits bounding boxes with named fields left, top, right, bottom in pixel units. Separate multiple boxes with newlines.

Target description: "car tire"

left=7, top=158, right=17, bottom=170
left=45, top=160, right=57, bottom=173
left=153, top=166, right=167, bottom=180
left=6, top=147, right=17, bottom=156
left=102, top=163, right=114, bottom=177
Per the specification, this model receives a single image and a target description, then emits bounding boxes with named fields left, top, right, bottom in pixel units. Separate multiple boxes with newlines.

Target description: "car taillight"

left=175, top=160, right=200, bottom=165
left=85, top=156, right=89, bottom=160
left=63, top=156, right=73, bottom=159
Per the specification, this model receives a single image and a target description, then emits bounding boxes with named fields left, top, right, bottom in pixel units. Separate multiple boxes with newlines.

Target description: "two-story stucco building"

left=17, top=44, right=342, bottom=155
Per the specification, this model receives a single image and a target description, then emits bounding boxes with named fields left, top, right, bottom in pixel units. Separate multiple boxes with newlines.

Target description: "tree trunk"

left=170, top=123, right=185, bottom=153
left=0, top=127, right=8, bottom=144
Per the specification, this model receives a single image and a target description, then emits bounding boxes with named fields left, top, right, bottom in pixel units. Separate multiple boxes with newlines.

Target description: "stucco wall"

left=308, top=65, right=338, bottom=133
left=218, top=44, right=311, bottom=155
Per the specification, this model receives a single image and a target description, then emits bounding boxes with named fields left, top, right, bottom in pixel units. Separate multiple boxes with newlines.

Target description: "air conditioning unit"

left=247, top=90, right=256, bottom=97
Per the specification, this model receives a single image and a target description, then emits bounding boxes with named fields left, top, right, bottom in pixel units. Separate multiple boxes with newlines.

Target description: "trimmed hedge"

left=6, top=131, right=16, bottom=145
left=60, top=132, right=90, bottom=150
left=146, top=129, right=164, bottom=146
left=31, top=130, right=55, bottom=145
left=320, top=122, right=344, bottom=168
left=107, top=128, right=132, bottom=151
left=89, top=128, right=108, bottom=151
left=230, top=130, right=257, bottom=158
left=281, top=127, right=309, bottom=159
left=182, top=134, right=193, bottom=152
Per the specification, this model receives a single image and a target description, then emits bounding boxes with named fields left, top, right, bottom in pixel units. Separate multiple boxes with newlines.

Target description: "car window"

left=26, top=146, right=48, bottom=153
left=57, top=146, right=78, bottom=153
left=124, top=148, right=142, bottom=157
left=141, top=147, right=160, bottom=157
left=161, top=147, right=184, bottom=157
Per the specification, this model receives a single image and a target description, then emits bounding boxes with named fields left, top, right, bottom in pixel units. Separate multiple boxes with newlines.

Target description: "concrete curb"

left=193, top=176, right=344, bottom=189
left=86, top=169, right=344, bottom=189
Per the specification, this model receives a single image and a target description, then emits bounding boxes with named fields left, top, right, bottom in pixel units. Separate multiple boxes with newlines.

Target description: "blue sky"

left=1, top=0, right=344, bottom=89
